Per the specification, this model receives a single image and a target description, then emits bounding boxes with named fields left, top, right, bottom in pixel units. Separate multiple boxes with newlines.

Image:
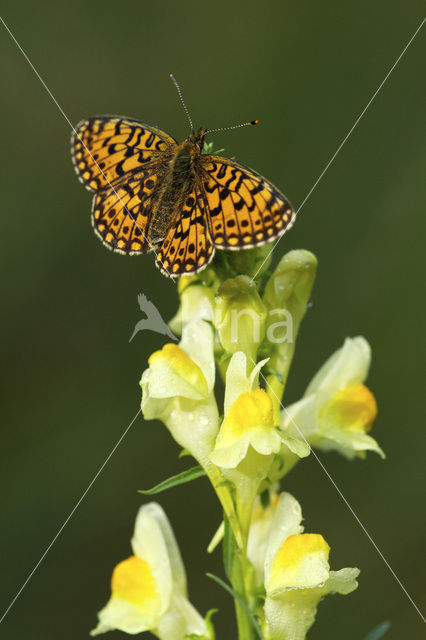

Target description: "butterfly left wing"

left=155, top=183, right=214, bottom=276
left=199, top=155, right=295, bottom=249
left=92, top=166, right=164, bottom=254
left=71, top=116, right=177, bottom=191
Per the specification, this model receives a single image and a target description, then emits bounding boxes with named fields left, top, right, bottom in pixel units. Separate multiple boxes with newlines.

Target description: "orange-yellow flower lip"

left=149, top=343, right=208, bottom=395
left=111, top=556, right=159, bottom=605
left=221, top=389, right=275, bottom=438
left=321, top=384, right=377, bottom=432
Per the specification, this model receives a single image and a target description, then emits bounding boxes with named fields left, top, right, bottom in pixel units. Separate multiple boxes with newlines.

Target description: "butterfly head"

left=187, top=127, right=208, bottom=152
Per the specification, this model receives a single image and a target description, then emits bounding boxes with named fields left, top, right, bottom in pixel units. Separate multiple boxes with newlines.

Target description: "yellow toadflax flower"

left=211, top=352, right=308, bottom=470
left=247, top=491, right=302, bottom=587
left=140, top=316, right=219, bottom=465
left=91, top=503, right=208, bottom=639
left=262, top=493, right=359, bottom=640
left=282, top=336, right=384, bottom=459
left=210, top=353, right=308, bottom=540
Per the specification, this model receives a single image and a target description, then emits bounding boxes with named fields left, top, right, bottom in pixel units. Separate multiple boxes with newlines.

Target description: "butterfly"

left=71, top=112, right=295, bottom=277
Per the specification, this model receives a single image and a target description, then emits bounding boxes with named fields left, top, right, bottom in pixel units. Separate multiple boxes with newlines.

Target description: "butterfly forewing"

left=199, top=155, right=295, bottom=250
left=71, top=117, right=177, bottom=191
left=156, top=183, right=215, bottom=276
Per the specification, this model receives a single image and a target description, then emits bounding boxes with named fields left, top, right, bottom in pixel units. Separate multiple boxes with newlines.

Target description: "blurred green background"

left=1, top=1, right=425, bottom=638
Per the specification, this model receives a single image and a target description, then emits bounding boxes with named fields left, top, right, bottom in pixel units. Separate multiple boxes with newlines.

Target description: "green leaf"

left=206, top=573, right=264, bottom=640
left=202, top=141, right=215, bottom=154
left=205, top=608, right=218, bottom=640
left=138, top=466, right=206, bottom=495
left=363, top=621, right=391, bottom=640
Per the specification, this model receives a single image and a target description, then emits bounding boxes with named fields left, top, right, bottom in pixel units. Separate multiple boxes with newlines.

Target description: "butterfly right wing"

left=199, top=155, right=295, bottom=249
left=71, top=116, right=178, bottom=191
left=92, top=166, right=165, bottom=254
left=155, top=182, right=215, bottom=276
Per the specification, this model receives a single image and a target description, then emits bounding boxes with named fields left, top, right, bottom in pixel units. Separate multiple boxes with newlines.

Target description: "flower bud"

left=262, top=250, right=317, bottom=417
left=215, top=275, right=267, bottom=363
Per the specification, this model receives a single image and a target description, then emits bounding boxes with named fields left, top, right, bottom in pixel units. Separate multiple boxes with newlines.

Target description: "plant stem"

left=224, top=518, right=257, bottom=640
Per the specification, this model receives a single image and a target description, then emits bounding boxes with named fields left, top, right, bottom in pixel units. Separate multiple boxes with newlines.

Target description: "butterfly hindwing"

left=92, top=168, right=164, bottom=254
left=71, top=116, right=177, bottom=191
left=200, top=155, right=295, bottom=250
left=156, top=184, right=214, bottom=276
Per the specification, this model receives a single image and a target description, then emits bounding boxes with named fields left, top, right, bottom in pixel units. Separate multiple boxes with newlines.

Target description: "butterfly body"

left=71, top=117, right=295, bottom=277
left=148, top=129, right=206, bottom=244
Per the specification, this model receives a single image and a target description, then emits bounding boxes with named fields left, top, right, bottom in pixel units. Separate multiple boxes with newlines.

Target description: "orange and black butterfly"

left=71, top=77, right=295, bottom=277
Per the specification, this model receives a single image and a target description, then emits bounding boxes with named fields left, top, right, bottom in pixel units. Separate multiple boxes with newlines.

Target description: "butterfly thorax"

left=147, top=128, right=207, bottom=244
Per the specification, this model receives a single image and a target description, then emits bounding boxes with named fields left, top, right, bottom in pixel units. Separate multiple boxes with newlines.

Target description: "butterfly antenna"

left=170, top=73, right=194, bottom=132
left=208, top=120, right=259, bottom=134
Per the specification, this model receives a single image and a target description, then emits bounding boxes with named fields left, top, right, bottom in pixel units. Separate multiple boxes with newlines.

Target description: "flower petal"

left=211, top=390, right=281, bottom=468
left=267, top=534, right=330, bottom=595
left=305, top=337, right=371, bottom=395
left=264, top=493, right=304, bottom=584
left=132, top=503, right=186, bottom=598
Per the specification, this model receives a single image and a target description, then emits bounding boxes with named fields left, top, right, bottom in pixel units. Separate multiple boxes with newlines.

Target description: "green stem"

left=204, top=464, right=243, bottom=548
left=223, top=518, right=257, bottom=640
left=231, top=558, right=257, bottom=640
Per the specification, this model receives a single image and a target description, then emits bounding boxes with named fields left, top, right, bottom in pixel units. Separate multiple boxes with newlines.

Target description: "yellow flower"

left=247, top=492, right=302, bottom=586
left=141, top=317, right=219, bottom=466
left=210, top=388, right=280, bottom=468
left=210, top=352, right=308, bottom=470
left=91, top=503, right=208, bottom=639
left=262, top=495, right=359, bottom=640
left=320, top=383, right=377, bottom=432
left=267, top=534, right=330, bottom=593
left=143, top=316, right=214, bottom=405
left=282, top=337, right=384, bottom=460
left=111, top=555, right=160, bottom=607
left=148, top=343, right=209, bottom=398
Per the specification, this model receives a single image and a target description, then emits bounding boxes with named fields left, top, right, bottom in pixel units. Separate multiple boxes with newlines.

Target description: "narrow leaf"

left=138, top=465, right=206, bottom=495
left=364, top=621, right=391, bottom=640
left=207, top=521, right=225, bottom=554
left=206, top=573, right=264, bottom=640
